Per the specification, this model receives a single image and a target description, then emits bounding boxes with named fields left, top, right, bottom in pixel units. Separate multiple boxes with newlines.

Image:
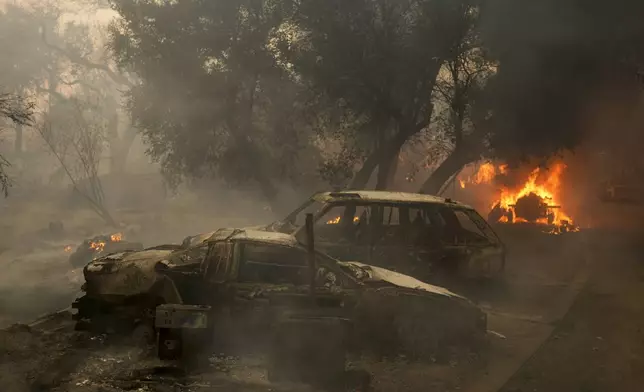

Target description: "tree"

left=37, top=8, right=138, bottom=175
left=0, top=93, right=34, bottom=196
left=108, top=0, right=318, bottom=203
left=418, top=10, right=494, bottom=194
left=279, top=0, right=480, bottom=190
left=0, top=2, right=138, bottom=176
left=36, top=97, right=117, bottom=226
left=0, top=4, right=59, bottom=154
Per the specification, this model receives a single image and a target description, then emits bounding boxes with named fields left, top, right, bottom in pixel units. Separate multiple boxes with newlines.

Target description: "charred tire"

left=268, top=318, right=348, bottom=385
left=158, top=328, right=182, bottom=360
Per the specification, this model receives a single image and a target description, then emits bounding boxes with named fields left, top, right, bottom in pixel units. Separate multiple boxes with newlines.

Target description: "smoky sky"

left=478, top=0, right=644, bottom=162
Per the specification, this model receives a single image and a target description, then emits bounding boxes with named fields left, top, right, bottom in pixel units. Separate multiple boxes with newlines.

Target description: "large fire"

left=459, top=162, right=579, bottom=233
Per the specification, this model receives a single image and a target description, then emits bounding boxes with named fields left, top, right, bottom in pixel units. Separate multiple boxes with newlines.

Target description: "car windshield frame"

left=277, top=197, right=326, bottom=230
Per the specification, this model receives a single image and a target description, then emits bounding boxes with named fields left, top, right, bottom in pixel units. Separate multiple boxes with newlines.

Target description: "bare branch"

left=0, top=93, right=34, bottom=126
left=58, top=78, right=103, bottom=95
left=40, top=23, right=134, bottom=87
left=0, top=154, right=11, bottom=197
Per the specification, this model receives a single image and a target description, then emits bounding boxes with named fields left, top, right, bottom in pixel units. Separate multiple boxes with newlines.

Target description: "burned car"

left=156, top=229, right=487, bottom=361
left=73, top=228, right=486, bottom=361
left=71, top=233, right=212, bottom=332
left=264, top=191, right=505, bottom=281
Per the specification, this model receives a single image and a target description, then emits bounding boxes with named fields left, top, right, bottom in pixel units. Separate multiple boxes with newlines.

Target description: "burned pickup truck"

left=263, top=190, right=505, bottom=282
left=72, top=234, right=212, bottom=332
left=73, top=228, right=487, bottom=363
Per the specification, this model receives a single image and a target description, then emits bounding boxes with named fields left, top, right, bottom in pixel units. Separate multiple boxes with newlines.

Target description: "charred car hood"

left=85, top=249, right=174, bottom=273
left=338, top=261, right=465, bottom=299
left=83, top=249, right=175, bottom=298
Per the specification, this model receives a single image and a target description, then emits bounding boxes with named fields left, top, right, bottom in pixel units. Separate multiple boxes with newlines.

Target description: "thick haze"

left=479, top=0, right=644, bottom=162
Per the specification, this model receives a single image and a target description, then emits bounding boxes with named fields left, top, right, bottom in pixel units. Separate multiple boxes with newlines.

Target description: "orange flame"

left=495, top=163, right=573, bottom=225
left=64, top=245, right=73, bottom=253
left=474, top=163, right=496, bottom=184
left=110, top=233, right=123, bottom=242
left=459, top=162, right=498, bottom=188
left=460, top=161, right=579, bottom=231
left=326, top=216, right=360, bottom=224
left=89, top=241, right=106, bottom=252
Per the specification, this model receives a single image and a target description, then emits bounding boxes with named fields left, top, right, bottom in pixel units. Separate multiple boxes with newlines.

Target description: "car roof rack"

left=328, top=192, right=362, bottom=198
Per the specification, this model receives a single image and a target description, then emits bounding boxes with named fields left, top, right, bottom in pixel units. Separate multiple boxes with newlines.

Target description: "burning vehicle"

left=488, top=193, right=559, bottom=225
left=460, top=162, right=580, bottom=234
left=264, top=190, right=505, bottom=281
left=72, top=228, right=487, bottom=364
left=67, top=232, right=144, bottom=268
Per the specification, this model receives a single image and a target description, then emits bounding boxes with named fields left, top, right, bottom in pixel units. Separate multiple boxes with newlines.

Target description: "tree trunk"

left=375, top=157, right=392, bottom=190
left=349, top=126, right=421, bottom=190
left=112, top=127, right=138, bottom=174
left=349, top=152, right=379, bottom=189
left=14, top=124, right=22, bottom=153
left=419, top=148, right=473, bottom=195
left=107, top=112, right=120, bottom=173
left=348, top=100, right=436, bottom=191
left=375, top=151, right=399, bottom=190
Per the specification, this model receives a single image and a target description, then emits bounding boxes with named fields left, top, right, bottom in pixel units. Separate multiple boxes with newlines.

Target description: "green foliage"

left=277, top=0, right=482, bottom=188
left=108, top=0, right=486, bottom=193
left=104, top=0, right=644, bottom=195
left=108, top=0, right=316, bottom=195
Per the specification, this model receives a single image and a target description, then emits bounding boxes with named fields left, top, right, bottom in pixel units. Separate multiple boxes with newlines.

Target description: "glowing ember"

left=89, top=241, right=106, bottom=252
left=110, top=232, right=123, bottom=242
left=64, top=245, right=73, bottom=252
left=326, top=216, right=360, bottom=224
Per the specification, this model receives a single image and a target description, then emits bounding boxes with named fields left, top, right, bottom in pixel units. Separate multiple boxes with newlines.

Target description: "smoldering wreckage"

left=16, top=190, right=581, bottom=390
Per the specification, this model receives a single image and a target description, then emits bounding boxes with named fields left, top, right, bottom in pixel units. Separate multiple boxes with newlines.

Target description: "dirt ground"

left=499, top=232, right=644, bottom=392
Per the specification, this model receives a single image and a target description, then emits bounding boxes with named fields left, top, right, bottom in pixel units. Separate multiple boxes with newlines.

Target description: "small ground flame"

left=89, top=241, right=106, bottom=252
left=64, top=245, right=72, bottom=253
left=110, top=233, right=123, bottom=242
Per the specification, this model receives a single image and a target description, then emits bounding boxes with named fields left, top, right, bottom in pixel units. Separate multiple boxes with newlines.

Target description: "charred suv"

left=153, top=229, right=487, bottom=361
left=264, top=191, right=505, bottom=281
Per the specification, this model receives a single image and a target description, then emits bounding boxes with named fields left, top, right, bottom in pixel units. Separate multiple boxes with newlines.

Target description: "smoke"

left=479, top=0, right=644, bottom=162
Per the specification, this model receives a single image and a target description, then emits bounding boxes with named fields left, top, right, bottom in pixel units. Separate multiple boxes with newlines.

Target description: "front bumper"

left=155, top=304, right=211, bottom=329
